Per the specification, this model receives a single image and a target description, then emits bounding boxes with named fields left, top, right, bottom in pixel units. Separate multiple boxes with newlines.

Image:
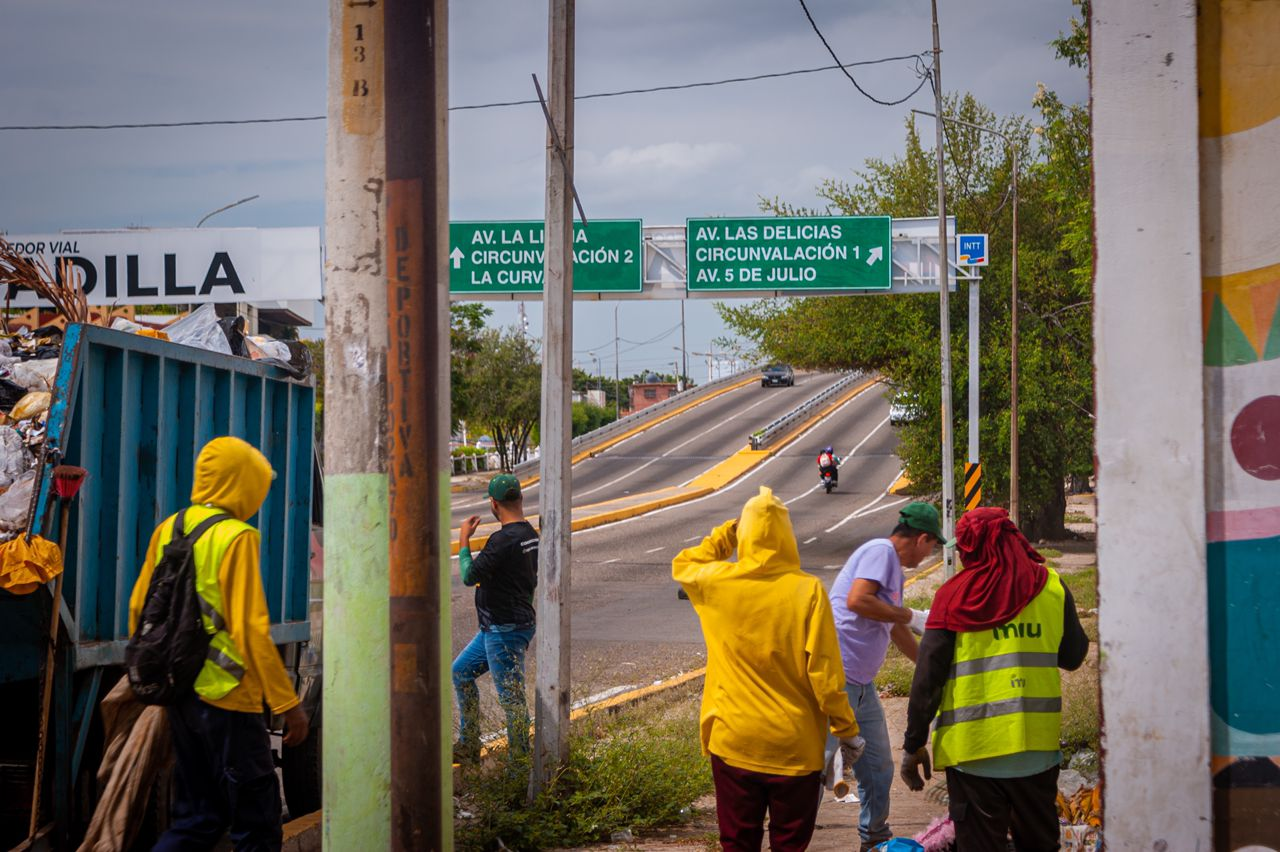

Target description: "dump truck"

left=0, top=323, right=319, bottom=850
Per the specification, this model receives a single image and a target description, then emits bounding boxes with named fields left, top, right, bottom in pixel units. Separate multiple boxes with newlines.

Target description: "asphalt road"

left=449, top=370, right=850, bottom=527
left=449, top=378, right=909, bottom=714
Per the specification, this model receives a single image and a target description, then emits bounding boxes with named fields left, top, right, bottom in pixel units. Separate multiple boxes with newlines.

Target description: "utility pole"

left=912, top=108, right=1020, bottom=523
left=323, top=0, right=390, bottom=847
left=384, top=0, right=451, bottom=847
left=532, top=0, right=575, bottom=796
left=614, top=303, right=621, bottom=419
left=680, top=299, right=688, bottom=387
left=930, top=0, right=957, bottom=577
left=1008, top=145, right=1020, bottom=525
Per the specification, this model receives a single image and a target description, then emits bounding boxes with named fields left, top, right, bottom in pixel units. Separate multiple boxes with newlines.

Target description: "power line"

left=0, top=54, right=928, bottom=132
left=795, top=0, right=931, bottom=107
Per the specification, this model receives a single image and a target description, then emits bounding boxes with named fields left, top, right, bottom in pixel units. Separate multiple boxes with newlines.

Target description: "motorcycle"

left=820, top=467, right=837, bottom=493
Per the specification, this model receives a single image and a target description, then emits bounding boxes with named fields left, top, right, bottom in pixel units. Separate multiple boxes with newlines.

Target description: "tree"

left=451, top=302, right=493, bottom=432
left=719, top=6, right=1091, bottom=538
left=465, top=326, right=542, bottom=471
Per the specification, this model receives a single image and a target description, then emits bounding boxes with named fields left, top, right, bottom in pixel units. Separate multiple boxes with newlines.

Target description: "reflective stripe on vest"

left=932, top=568, right=1066, bottom=768
left=156, top=506, right=254, bottom=701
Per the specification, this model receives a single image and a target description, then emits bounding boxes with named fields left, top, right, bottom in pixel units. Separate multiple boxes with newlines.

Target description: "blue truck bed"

left=0, top=323, right=316, bottom=847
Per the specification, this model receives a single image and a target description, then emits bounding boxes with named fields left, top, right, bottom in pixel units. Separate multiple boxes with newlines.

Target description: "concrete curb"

left=889, top=471, right=913, bottom=495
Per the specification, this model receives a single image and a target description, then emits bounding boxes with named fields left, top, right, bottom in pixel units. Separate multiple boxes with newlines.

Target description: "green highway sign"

left=449, top=219, right=643, bottom=294
left=685, top=215, right=892, bottom=292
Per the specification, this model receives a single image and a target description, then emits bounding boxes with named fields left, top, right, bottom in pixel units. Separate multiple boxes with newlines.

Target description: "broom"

left=27, top=465, right=88, bottom=838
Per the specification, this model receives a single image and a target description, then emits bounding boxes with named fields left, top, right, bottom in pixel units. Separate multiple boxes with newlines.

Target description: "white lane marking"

left=823, top=564, right=842, bottom=570
left=685, top=535, right=702, bottom=542
left=578, top=392, right=778, bottom=499
left=603, top=557, right=621, bottom=564
left=784, top=414, right=892, bottom=506
left=645, top=546, right=665, bottom=554
left=803, top=536, right=819, bottom=544
left=451, top=385, right=758, bottom=512
left=563, top=382, right=887, bottom=542
left=825, top=470, right=907, bottom=533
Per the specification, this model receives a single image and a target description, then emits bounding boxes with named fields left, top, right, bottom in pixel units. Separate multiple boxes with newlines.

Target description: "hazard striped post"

left=964, top=462, right=982, bottom=511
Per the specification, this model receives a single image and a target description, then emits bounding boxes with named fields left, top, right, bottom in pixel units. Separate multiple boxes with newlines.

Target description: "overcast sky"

left=0, top=0, right=1086, bottom=381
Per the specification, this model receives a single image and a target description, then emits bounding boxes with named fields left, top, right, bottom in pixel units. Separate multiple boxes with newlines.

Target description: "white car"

left=889, top=393, right=924, bottom=426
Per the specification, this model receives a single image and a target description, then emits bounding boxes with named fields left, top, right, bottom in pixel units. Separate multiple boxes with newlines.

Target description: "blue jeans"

left=830, top=681, right=894, bottom=845
left=452, top=625, right=535, bottom=757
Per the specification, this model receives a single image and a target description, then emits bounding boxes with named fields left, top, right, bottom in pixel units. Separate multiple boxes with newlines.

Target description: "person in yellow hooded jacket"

left=128, top=436, right=307, bottom=852
left=673, top=486, right=864, bottom=852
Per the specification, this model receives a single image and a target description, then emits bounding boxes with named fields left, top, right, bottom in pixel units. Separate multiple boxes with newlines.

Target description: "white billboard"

left=1, top=227, right=322, bottom=306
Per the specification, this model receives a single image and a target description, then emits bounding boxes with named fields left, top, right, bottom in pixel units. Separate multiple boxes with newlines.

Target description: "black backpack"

left=126, top=509, right=231, bottom=706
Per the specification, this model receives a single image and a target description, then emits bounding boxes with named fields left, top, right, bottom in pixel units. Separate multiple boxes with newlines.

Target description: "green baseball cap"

left=899, top=502, right=952, bottom=546
left=488, top=473, right=522, bottom=502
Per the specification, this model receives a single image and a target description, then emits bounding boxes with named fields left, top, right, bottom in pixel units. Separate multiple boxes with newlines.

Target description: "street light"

left=588, top=352, right=600, bottom=393
left=912, top=108, right=1021, bottom=524
left=196, top=194, right=260, bottom=228
left=671, top=345, right=688, bottom=391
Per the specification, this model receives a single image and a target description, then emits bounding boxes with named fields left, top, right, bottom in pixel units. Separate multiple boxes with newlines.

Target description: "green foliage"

left=571, top=402, right=617, bottom=437
left=302, top=339, right=325, bottom=459
left=719, top=6, right=1092, bottom=537
left=464, top=326, right=541, bottom=472
left=455, top=695, right=712, bottom=850
left=452, top=303, right=495, bottom=431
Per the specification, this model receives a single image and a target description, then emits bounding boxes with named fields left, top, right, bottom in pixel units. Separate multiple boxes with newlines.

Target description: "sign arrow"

left=449, top=247, right=464, bottom=269
left=866, top=246, right=884, bottom=266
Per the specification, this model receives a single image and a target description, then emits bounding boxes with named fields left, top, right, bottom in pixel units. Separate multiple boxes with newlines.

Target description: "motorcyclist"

left=818, top=445, right=841, bottom=486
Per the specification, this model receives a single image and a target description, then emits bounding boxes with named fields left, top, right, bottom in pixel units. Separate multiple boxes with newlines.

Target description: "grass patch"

left=455, top=690, right=712, bottom=850
left=1060, top=566, right=1097, bottom=611
left=1038, top=547, right=1063, bottom=559
left=877, top=644, right=915, bottom=697
left=1064, top=513, right=1091, bottom=525
left=1060, top=657, right=1100, bottom=761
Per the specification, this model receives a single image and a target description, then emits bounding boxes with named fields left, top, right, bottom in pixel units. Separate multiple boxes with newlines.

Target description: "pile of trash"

left=0, top=328, right=61, bottom=540
left=0, top=305, right=311, bottom=547
left=115, top=304, right=313, bottom=380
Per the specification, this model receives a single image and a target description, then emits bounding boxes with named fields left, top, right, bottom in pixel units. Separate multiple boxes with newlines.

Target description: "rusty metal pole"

left=384, top=0, right=452, bottom=848
left=531, top=0, right=575, bottom=797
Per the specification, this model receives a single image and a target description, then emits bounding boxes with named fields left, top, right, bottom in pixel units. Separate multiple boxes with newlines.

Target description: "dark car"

left=761, top=364, right=795, bottom=387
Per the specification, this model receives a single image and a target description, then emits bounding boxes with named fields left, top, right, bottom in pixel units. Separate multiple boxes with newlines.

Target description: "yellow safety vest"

left=156, top=505, right=253, bottom=701
left=932, top=568, right=1065, bottom=768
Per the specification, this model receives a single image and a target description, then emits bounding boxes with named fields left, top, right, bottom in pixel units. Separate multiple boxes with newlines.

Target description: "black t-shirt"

left=471, top=520, right=539, bottom=630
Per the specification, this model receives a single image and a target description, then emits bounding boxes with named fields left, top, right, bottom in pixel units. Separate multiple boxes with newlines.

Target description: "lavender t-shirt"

left=830, top=539, right=904, bottom=685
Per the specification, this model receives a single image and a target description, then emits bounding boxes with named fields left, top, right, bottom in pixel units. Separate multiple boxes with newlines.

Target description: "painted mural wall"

left=1199, top=2, right=1280, bottom=848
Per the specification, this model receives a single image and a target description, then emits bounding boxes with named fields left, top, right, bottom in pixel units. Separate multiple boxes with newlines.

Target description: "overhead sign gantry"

left=446, top=215, right=975, bottom=300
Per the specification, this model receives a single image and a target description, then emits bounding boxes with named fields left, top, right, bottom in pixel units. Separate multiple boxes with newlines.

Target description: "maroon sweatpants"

left=710, top=754, right=823, bottom=851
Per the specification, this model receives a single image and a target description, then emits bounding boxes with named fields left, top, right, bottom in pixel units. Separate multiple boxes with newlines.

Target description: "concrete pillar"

left=1092, top=2, right=1212, bottom=848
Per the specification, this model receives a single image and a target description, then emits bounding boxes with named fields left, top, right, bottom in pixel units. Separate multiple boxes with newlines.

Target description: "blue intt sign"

left=957, top=233, right=989, bottom=267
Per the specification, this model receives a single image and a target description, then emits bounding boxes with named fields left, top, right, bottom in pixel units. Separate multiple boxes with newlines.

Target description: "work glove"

left=900, top=746, right=932, bottom=792
left=909, top=608, right=930, bottom=635
left=839, top=735, right=867, bottom=767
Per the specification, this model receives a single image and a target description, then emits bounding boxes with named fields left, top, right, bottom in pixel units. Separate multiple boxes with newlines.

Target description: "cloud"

left=581, top=141, right=743, bottom=177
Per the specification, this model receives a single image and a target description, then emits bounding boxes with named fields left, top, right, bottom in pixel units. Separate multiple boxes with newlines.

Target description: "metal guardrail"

left=748, top=371, right=867, bottom=450
left=511, top=367, right=760, bottom=478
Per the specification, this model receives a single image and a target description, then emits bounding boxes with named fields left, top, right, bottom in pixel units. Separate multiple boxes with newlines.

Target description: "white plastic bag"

left=0, top=427, right=32, bottom=490
left=246, top=335, right=292, bottom=363
left=0, top=470, right=36, bottom=533
left=7, top=359, right=58, bottom=391
left=163, top=304, right=231, bottom=355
